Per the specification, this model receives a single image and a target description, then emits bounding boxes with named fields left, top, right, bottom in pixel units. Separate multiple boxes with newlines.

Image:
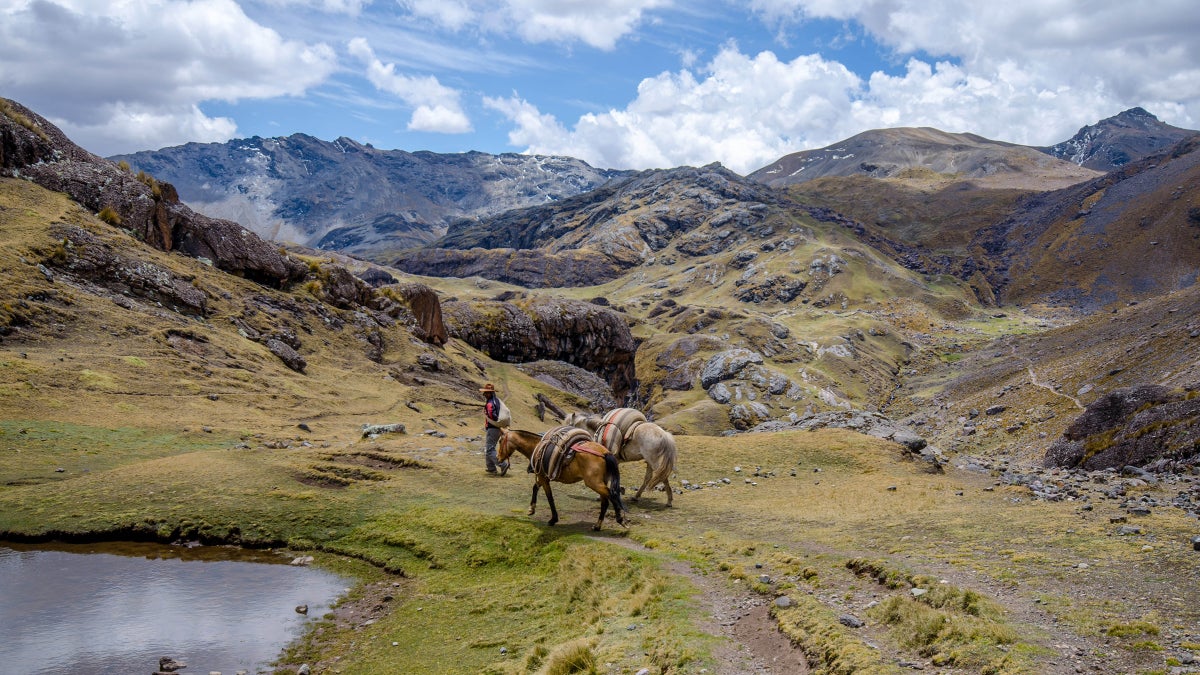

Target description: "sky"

left=1, top=0, right=1198, bottom=175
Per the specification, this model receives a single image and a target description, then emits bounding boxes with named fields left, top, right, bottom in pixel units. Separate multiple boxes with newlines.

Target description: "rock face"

left=111, top=134, right=629, bottom=253
left=46, top=223, right=209, bottom=317
left=443, top=296, right=636, bottom=400
left=391, top=163, right=781, bottom=287
left=700, top=349, right=764, bottom=388
left=1039, top=108, right=1199, bottom=173
left=0, top=97, right=306, bottom=288
left=387, top=247, right=624, bottom=288
left=1043, top=384, right=1200, bottom=471
left=394, top=283, right=447, bottom=346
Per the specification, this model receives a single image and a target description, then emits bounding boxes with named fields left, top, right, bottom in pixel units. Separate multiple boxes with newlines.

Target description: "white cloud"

left=748, top=0, right=1200, bottom=128
left=347, top=37, right=472, bottom=133
left=54, top=102, right=240, bottom=154
left=258, top=0, right=372, bottom=14
left=487, top=45, right=866, bottom=172
left=488, top=2, right=1200, bottom=173
left=0, top=0, right=337, bottom=155
left=401, top=0, right=670, bottom=50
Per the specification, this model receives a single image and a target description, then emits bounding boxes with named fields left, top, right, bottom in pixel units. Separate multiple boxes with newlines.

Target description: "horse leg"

left=594, top=493, right=609, bottom=531
left=632, top=461, right=653, bottom=502
left=542, top=479, right=558, bottom=526
left=529, top=481, right=539, bottom=516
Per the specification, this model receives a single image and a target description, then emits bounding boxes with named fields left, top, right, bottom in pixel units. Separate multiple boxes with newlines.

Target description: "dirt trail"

left=595, top=536, right=810, bottom=675
left=1026, top=364, right=1086, bottom=410
left=1012, top=344, right=1086, bottom=410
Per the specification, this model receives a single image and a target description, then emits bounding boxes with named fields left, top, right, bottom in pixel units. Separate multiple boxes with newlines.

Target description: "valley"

left=2, top=96, right=1199, bottom=674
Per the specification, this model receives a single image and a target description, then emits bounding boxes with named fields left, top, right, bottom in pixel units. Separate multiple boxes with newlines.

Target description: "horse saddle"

left=532, top=426, right=592, bottom=480
left=595, top=408, right=646, bottom=461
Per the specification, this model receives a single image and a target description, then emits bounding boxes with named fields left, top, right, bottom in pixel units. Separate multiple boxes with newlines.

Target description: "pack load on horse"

left=568, top=408, right=678, bottom=506
left=497, top=426, right=626, bottom=531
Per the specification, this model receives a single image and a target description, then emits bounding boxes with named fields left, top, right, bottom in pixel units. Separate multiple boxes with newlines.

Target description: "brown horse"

left=498, top=428, right=627, bottom=531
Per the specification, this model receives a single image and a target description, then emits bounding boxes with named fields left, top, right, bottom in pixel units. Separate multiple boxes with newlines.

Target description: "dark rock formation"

left=1043, top=384, right=1200, bottom=471
left=1, top=98, right=306, bottom=288
left=395, top=283, right=447, bottom=346
left=265, top=338, right=306, bottom=372
left=45, top=223, right=208, bottom=316
left=1039, top=107, right=1199, bottom=172
left=387, top=247, right=624, bottom=288
left=443, top=296, right=636, bottom=399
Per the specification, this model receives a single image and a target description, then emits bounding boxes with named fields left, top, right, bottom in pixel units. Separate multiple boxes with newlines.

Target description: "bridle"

left=498, top=429, right=510, bottom=461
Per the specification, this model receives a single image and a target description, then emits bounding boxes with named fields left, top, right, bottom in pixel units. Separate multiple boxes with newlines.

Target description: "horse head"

left=563, top=411, right=601, bottom=432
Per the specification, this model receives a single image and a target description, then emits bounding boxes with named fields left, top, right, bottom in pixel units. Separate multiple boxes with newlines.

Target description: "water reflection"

left=0, top=541, right=348, bottom=675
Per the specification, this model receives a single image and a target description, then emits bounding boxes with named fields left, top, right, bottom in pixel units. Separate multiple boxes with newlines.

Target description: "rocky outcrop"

left=443, top=296, right=636, bottom=399
left=516, top=360, right=618, bottom=411
left=700, top=349, right=764, bottom=388
left=1, top=97, right=306, bottom=288
left=1043, top=384, right=1200, bottom=471
left=387, top=247, right=624, bottom=288
left=395, top=283, right=447, bottom=346
left=752, top=410, right=945, bottom=472
left=45, top=223, right=208, bottom=317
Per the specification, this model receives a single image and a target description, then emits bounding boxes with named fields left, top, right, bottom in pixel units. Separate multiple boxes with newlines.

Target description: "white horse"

left=564, top=409, right=677, bottom=506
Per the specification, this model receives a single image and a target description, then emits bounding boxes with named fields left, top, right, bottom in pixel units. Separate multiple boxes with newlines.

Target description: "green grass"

left=0, top=420, right=233, bottom=486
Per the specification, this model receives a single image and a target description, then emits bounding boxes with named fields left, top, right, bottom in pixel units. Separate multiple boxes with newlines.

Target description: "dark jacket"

left=484, top=395, right=501, bottom=429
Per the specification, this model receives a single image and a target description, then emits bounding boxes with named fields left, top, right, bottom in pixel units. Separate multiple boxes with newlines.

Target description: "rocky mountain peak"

left=110, top=136, right=632, bottom=255
left=1039, top=107, right=1198, bottom=172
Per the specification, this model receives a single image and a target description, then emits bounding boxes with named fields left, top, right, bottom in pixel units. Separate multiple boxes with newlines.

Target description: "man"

left=481, top=382, right=509, bottom=475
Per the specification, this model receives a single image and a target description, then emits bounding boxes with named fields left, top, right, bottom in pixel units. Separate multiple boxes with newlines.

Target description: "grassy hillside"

left=4, top=176, right=1199, bottom=675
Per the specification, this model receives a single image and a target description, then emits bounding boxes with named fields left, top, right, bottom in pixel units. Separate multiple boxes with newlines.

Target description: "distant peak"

left=1116, top=107, right=1156, bottom=120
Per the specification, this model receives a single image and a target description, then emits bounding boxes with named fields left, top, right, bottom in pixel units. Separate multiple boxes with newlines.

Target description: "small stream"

left=0, top=541, right=349, bottom=675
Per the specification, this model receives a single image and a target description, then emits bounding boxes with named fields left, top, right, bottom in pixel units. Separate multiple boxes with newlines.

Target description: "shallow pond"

left=0, top=541, right=349, bottom=675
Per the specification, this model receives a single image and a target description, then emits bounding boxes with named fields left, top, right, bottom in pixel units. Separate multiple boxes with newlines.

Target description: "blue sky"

left=2, top=1, right=1198, bottom=174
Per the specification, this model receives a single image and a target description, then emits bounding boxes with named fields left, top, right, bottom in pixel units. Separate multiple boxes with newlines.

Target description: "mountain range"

left=6, top=95, right=1200, bottom=674
left=6, top=92, right=1200, bottom=466
left=112, top=136, right=630, bottom=255
left=112, top=108, right=1195, bottom=267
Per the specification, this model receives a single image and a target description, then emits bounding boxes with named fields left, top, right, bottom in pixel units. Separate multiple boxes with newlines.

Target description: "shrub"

left=541, top=639, right=597, bottom=675
left=97, top=206, right=122, bottom=226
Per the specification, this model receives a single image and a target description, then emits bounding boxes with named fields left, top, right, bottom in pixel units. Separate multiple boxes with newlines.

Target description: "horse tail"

left=604, top=452, right=625, bottom=512
left=648, top=430, right=677, bottom=489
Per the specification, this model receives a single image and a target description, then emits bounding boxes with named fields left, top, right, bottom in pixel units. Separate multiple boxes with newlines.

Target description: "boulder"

left=265, top=338, right=306, bottom=373
left=1044, top=384, right=1200, bottom=471
left=700, top=348, right=764, bottom=388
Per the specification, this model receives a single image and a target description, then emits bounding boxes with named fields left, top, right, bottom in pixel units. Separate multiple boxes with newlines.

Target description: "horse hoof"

left=592, top=524, right=601, bottom=531
left=548, top=519, right=558, bottom=526
left=527, top=508, right=535, bottom=516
